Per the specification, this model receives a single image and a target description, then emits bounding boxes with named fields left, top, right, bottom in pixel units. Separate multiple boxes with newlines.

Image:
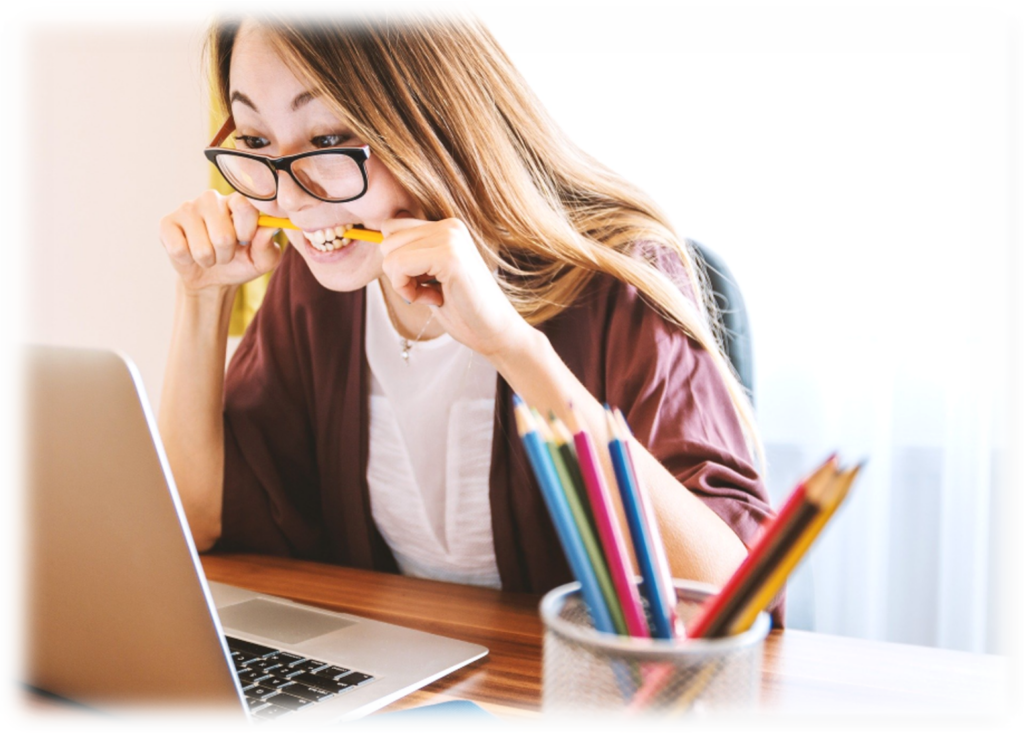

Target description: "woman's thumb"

left=250, top=226, right=283, bottom=274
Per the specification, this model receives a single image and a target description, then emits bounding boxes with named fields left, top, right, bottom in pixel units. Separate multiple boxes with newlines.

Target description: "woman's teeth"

left=306, top=225, right=355, bottom=252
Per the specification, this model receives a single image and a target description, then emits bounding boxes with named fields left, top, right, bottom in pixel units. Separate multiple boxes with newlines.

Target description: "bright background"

left=5, top=0, right=1021, bottom=668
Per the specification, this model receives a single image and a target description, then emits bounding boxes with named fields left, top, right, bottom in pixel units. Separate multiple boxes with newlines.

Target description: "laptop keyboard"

left=226, top=636, right=375, bottom=721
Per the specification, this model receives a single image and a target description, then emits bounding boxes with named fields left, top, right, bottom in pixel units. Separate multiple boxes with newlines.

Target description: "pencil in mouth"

left=257, top=215, right=383, bottom=244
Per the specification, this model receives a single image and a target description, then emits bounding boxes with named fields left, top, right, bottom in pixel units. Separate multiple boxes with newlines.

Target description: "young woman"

left=158, top=14, right=775, bottom=608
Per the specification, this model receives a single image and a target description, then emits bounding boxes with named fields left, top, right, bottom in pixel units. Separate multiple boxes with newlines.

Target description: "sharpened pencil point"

left=563, top=403, right=581, bottom=435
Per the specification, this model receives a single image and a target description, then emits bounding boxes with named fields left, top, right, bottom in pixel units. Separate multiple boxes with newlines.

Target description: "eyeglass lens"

left=215, top=153, right=365, bottom=201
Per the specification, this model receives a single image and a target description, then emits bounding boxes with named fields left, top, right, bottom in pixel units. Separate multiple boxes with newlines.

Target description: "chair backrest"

left=687, top=239, right=754, bottom=404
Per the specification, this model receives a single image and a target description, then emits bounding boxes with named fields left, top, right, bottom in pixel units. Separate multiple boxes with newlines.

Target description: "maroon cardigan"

left=216, top=245, right=782, bottom=623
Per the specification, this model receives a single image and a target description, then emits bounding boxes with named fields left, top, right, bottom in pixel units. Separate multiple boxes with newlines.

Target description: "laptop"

left=22, top=344, right=488, bottom=723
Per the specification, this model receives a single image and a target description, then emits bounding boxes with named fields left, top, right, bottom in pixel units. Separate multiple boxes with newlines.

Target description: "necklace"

left=380, top=286, right=437, bottom=365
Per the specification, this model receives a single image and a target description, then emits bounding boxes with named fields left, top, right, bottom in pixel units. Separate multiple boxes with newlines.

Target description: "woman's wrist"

left=177, top=279, right=238, bottom=308
left=176, top=281, right=238, bottom=331
left=486, top=322, right=548, bottom=388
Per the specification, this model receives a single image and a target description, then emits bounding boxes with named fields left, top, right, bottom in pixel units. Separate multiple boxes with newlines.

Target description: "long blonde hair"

left=208, top=13, right=764, bottom=466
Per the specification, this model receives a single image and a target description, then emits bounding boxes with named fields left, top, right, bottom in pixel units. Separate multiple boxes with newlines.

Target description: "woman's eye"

left=236, top=135, right=270, bottom=150
left=312, top=134, right=352, bottom=148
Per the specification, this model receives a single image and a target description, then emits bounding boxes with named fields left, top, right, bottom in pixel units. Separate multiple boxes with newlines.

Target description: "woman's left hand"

left=379, top=217, right=531, bottom=360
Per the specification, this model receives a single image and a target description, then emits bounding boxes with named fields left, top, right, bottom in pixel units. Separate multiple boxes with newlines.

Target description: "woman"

left=158, top=13, right=775, bottom=607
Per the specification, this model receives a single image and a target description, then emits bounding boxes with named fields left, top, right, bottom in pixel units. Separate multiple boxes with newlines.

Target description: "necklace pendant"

left=400, top=339, right=411, bottom=364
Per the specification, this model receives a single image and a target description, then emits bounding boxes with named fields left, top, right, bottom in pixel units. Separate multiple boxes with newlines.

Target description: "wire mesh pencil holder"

left=540, top=579, right=770, bottom=716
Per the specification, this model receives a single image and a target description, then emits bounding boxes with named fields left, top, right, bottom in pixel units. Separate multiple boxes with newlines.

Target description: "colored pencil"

left=606, top=407, right=676, bottom=639
left=512, top=397, right=615, bottom=634
left=725, top=463, right=861, bottom=635
left=549, top=414, right=599, bottom=540
left=565, top=405, right=651, bottom=638
left=711, top=458, right=839, bottom=636
left=686, top=455, right=839, bottom=638
left=536, top=411, right=628, bottom=636
left=632, top=458, right=858, bottom=713
left=613, top=408, right=679, bottom=635
left=667, top=663, right=718, bottom=715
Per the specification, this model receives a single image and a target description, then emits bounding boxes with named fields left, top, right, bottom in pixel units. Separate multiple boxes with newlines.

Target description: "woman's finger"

left=381, top=241, right=450, bottom=302
left=380, top=215, right=428, bottom=238
left=227, top=193, right=259, bottom=245
left=249, top=226, right=283, bottom=274
left=178, top=205, right=218, bottom=269
left=195, top=192, right=238, bottom=266
left=378, top=217, right=434, bottom=256
left=159, top=215, right=196, bottom=269
left=410, top=282, right=444, bottom=307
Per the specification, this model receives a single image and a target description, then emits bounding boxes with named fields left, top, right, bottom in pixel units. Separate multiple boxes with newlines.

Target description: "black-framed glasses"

left=204, top=116, right=371, bottom=204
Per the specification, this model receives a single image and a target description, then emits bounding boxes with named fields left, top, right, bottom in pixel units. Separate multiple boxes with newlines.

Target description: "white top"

left=364, top=278, right=501, bottom=588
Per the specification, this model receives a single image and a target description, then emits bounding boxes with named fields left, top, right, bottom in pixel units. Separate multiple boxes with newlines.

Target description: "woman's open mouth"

left=303, top=224, right=363, bottom=253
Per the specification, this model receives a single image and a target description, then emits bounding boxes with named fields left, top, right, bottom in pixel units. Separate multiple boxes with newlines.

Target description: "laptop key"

left=287, top=659, right=329, bottom=675
left=264, top=692, right=315, bottom=711
left=247, top=684, right=278, bottom=700
left=266, top=652, right=303, bottom=665
left=338, top=672, right=374, bottom=686
left=226, top=637, right=278, bottom=658
left=244, top=697, right=269, bottom=712
left=253, top=703, right=292, bottom=720
left=291, top=672, right=354, bottom=694
left=282, top=682, right=334, bottom=703
left=261, top=675, right=296, bottom=690
left=237, top=669, right=265, bottom=686
left=313, top=665, right=350, bottom=680
left=245, top=659, right=283, bottom=674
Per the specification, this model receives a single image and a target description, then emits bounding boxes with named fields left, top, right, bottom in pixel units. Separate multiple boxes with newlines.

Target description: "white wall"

left=27, top=26, right=210, bottom=413
left=15, top=1, right=1022, bottom=654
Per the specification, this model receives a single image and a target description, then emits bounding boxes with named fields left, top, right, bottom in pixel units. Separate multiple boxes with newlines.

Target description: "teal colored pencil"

left=513, top=399, right=615, bottom=634
left=545, top=414, right=628, bottom=637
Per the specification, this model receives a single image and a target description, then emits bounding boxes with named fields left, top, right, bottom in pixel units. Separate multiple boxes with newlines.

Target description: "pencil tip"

left=512, top=394, right=523, bottom=408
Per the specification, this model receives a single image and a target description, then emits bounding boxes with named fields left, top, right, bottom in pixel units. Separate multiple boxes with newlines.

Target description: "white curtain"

left=486, top=1, right=1014, bottom=653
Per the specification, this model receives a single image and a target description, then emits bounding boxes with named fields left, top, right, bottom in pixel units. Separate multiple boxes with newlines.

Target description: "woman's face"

left=228, top=23, right=424, bottom=292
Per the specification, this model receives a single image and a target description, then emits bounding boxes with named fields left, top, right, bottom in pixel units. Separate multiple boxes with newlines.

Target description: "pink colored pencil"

left=566, top=405, right=650, bottom=638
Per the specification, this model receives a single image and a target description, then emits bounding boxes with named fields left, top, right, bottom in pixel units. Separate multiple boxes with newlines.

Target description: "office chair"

left=687, top=240, right=754, bottom=404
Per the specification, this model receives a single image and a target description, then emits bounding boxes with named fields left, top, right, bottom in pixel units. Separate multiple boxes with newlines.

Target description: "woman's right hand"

left=159, top=190, right=282, bottom=293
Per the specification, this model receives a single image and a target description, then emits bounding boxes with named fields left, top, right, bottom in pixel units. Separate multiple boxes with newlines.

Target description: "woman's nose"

left=275, top=169, right=317, bottom=213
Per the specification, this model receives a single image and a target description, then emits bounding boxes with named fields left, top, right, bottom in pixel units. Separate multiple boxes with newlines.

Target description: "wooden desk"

left=200, top=553, right=1008, bottom=719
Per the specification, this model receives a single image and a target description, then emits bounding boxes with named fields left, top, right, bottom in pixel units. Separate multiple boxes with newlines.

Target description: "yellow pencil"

left=256, top=215, right=384, bottom=244
left=668, top=662, right=719, bottom=715
left=725, top=463, right=861, bottom=635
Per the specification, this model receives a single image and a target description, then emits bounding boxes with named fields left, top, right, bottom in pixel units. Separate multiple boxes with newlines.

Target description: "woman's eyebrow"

left=230, top=91, right=258, bottom=111
left=229, top=90, right=317, bottom=113
left=291, top=91, right=317, bottom=110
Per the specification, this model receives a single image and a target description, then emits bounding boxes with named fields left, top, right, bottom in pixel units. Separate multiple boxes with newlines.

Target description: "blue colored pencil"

left=513, top=396, right=616, bottom=634
left=605, top=407, right=677, bottom=639
left=614, top=408, right=679, bottom=634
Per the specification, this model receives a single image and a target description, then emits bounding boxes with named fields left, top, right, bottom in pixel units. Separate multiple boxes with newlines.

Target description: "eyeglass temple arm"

left=209, top=116, right=236, bottom=148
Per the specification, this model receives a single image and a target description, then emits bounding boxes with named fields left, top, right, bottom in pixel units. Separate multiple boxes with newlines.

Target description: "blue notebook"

left=315, top=700, right=507, bottom=728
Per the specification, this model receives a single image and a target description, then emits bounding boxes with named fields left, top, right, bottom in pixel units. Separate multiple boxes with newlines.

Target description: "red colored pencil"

left=686, top=454, right=838, bottom=639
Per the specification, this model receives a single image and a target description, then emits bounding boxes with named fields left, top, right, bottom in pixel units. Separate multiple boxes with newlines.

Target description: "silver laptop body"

left=23, top=344, right=488, bottom=722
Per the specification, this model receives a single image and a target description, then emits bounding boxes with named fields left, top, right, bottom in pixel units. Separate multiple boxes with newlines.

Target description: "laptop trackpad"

left=218, top=598, right=355, bottom=644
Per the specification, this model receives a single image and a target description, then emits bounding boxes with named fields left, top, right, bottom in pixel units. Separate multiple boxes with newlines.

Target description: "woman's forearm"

left=158, top=282, right=238, bottom=551
left=489, top=327, right=748, bottom=588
